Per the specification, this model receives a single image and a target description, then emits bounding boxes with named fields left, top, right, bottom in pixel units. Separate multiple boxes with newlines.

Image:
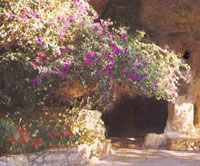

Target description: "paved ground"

left=88, top=148, right=200, bottom=166
left=88, top=137, right=200, bottom=166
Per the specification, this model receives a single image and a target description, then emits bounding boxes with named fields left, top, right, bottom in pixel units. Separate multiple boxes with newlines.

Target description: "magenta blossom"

left=84, top=58, right=93, bottom=67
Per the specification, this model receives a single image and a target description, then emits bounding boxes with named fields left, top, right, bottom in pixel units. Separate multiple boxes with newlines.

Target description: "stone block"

left=143, top=133, right=168, bottom=149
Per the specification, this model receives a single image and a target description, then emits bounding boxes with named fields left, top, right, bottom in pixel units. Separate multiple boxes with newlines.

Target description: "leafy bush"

left=0, top=107, right=106, bottom=155
left=0, top=0, right=190, bottom=113
left=69, top=108, right=106, bottom=145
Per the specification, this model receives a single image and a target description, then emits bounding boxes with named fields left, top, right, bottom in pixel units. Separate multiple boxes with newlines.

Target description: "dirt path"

left=88, top=137, right=200, bottom=166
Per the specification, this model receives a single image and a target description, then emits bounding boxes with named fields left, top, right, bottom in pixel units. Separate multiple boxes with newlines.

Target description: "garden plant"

left=0, top=0, right=191, bottom=155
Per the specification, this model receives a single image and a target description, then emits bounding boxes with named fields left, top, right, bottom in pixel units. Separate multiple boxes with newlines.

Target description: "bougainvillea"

left=0, top=0, right=190, bottom=111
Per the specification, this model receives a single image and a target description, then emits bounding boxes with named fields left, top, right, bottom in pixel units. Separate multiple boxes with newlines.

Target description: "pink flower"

left=31, top=12, right=40, bottom=18
left=65, top=46, right=70, bottom=53
left=8, top=12, right=13, bottom=20
left=44, top=72, right=49, bottom=77
left=53, top=68, right=58, bottom=74
left=37, top=51, right=45, bottom=58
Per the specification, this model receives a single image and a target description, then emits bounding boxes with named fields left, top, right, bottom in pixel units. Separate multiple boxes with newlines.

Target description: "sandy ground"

left=88, top=147, right=200, bottom=166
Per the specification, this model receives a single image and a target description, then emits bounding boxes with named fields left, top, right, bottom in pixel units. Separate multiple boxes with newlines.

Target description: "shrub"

left=0, top=107, right=106, bottom=155
left=0, top=0, right=190, bottom=113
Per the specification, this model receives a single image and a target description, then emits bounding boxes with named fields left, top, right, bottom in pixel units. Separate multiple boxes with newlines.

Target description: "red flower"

left=36, top=138, right=43, bottom=145
left=16, top=127, right=21, bottom=133
left=29, top=140, right=36, bottom=147
left=55, top=131, right=63, bottom=138
left=7, top=137, right=16, bottom=143
left=46, top=132, right=53, bottom=139
left=17, top=138, right=26, bottom=145
left=63, top=129, right=73, bottom=137
left=21, top=129, right=30, bottom=141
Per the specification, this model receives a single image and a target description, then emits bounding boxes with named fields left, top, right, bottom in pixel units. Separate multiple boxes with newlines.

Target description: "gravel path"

left=88, top=148, right=200, bottom=166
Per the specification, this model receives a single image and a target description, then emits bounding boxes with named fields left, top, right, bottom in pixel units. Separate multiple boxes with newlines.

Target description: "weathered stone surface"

left=143, top=133, right=168, bottom=149
left=7, top=159, right=15, bottom=166
left=13, top=155, right=29, bottom=166
left=68, top=153, right=79, bottom=162
left=35, top=156, right=43, bottom=163
left=165, top=97, right=196, bottom=137
left=0, top=161, right=7, bottom=166
left=168, top=138, right=200, bottom=151
left=28, top=154, right=38, bottom=162
left=194, top=93, right=200, bottom=128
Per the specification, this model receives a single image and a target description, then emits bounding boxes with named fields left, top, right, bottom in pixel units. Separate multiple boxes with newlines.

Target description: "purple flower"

left=84, top=58, right=93, bottom=67
left=136, top=74, right=141, bottom=81
left=112, top=47, right=120, bottom=56
left=61, top=72, right=67, bottom=79
left=30, top=49, right=34, bottom=53
left=136, top=54, right=141, bottom=62
left=60, top=48, right=65, bottom=52
left=53, top=68, right=58, bottom=74
left=105, top=52, right=111, bottom=56
left=68, top=16, right=74, bottom=24
left=31, top=78, right=41, bottom=85
left=87, top=51, right=98, bottom=57
left=64, top=63, right=70, bottom=70
left=53, top=52, right=59, bottom=57
left=121, top=33, right=127, bottom=41
left=94, top=26, right=99, bottom=32
left=44, top=72, right=49, bottom=77
left=154, top=83, right=158, bottom=88
left=137, top=65, right=141, bottom=69
left=65, top=46, right=70, bottom=53
left=123, top=48, right=128, bottom=54
left=142, top=62, right=146, bottom=68
left=37, top=38, right=45, bottom=46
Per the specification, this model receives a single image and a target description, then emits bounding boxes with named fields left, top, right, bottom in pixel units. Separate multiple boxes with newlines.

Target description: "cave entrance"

left=102, top=95, right=168, bottom=138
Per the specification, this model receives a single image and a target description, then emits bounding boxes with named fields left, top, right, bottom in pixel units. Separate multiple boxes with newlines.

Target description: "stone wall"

left=0, top=141, right=114, bottom=166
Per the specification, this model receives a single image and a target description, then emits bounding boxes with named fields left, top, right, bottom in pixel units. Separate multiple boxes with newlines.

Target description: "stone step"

left=167, top=138, right=200, bottom=151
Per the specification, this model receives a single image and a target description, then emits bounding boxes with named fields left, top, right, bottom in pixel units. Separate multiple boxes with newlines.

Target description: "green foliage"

left=127, top=31, right=191, bottom=102
left=0, top=107, right=105, bottom=155
left=0, top=0, right=191, bottom=113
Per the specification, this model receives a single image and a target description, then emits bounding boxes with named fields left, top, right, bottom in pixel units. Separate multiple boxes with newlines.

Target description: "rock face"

left=88, top=0, right=110, bottom=16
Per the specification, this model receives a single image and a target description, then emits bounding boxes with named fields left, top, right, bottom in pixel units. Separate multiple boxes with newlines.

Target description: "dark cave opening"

left=102, top=95, right=168, bottom=138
